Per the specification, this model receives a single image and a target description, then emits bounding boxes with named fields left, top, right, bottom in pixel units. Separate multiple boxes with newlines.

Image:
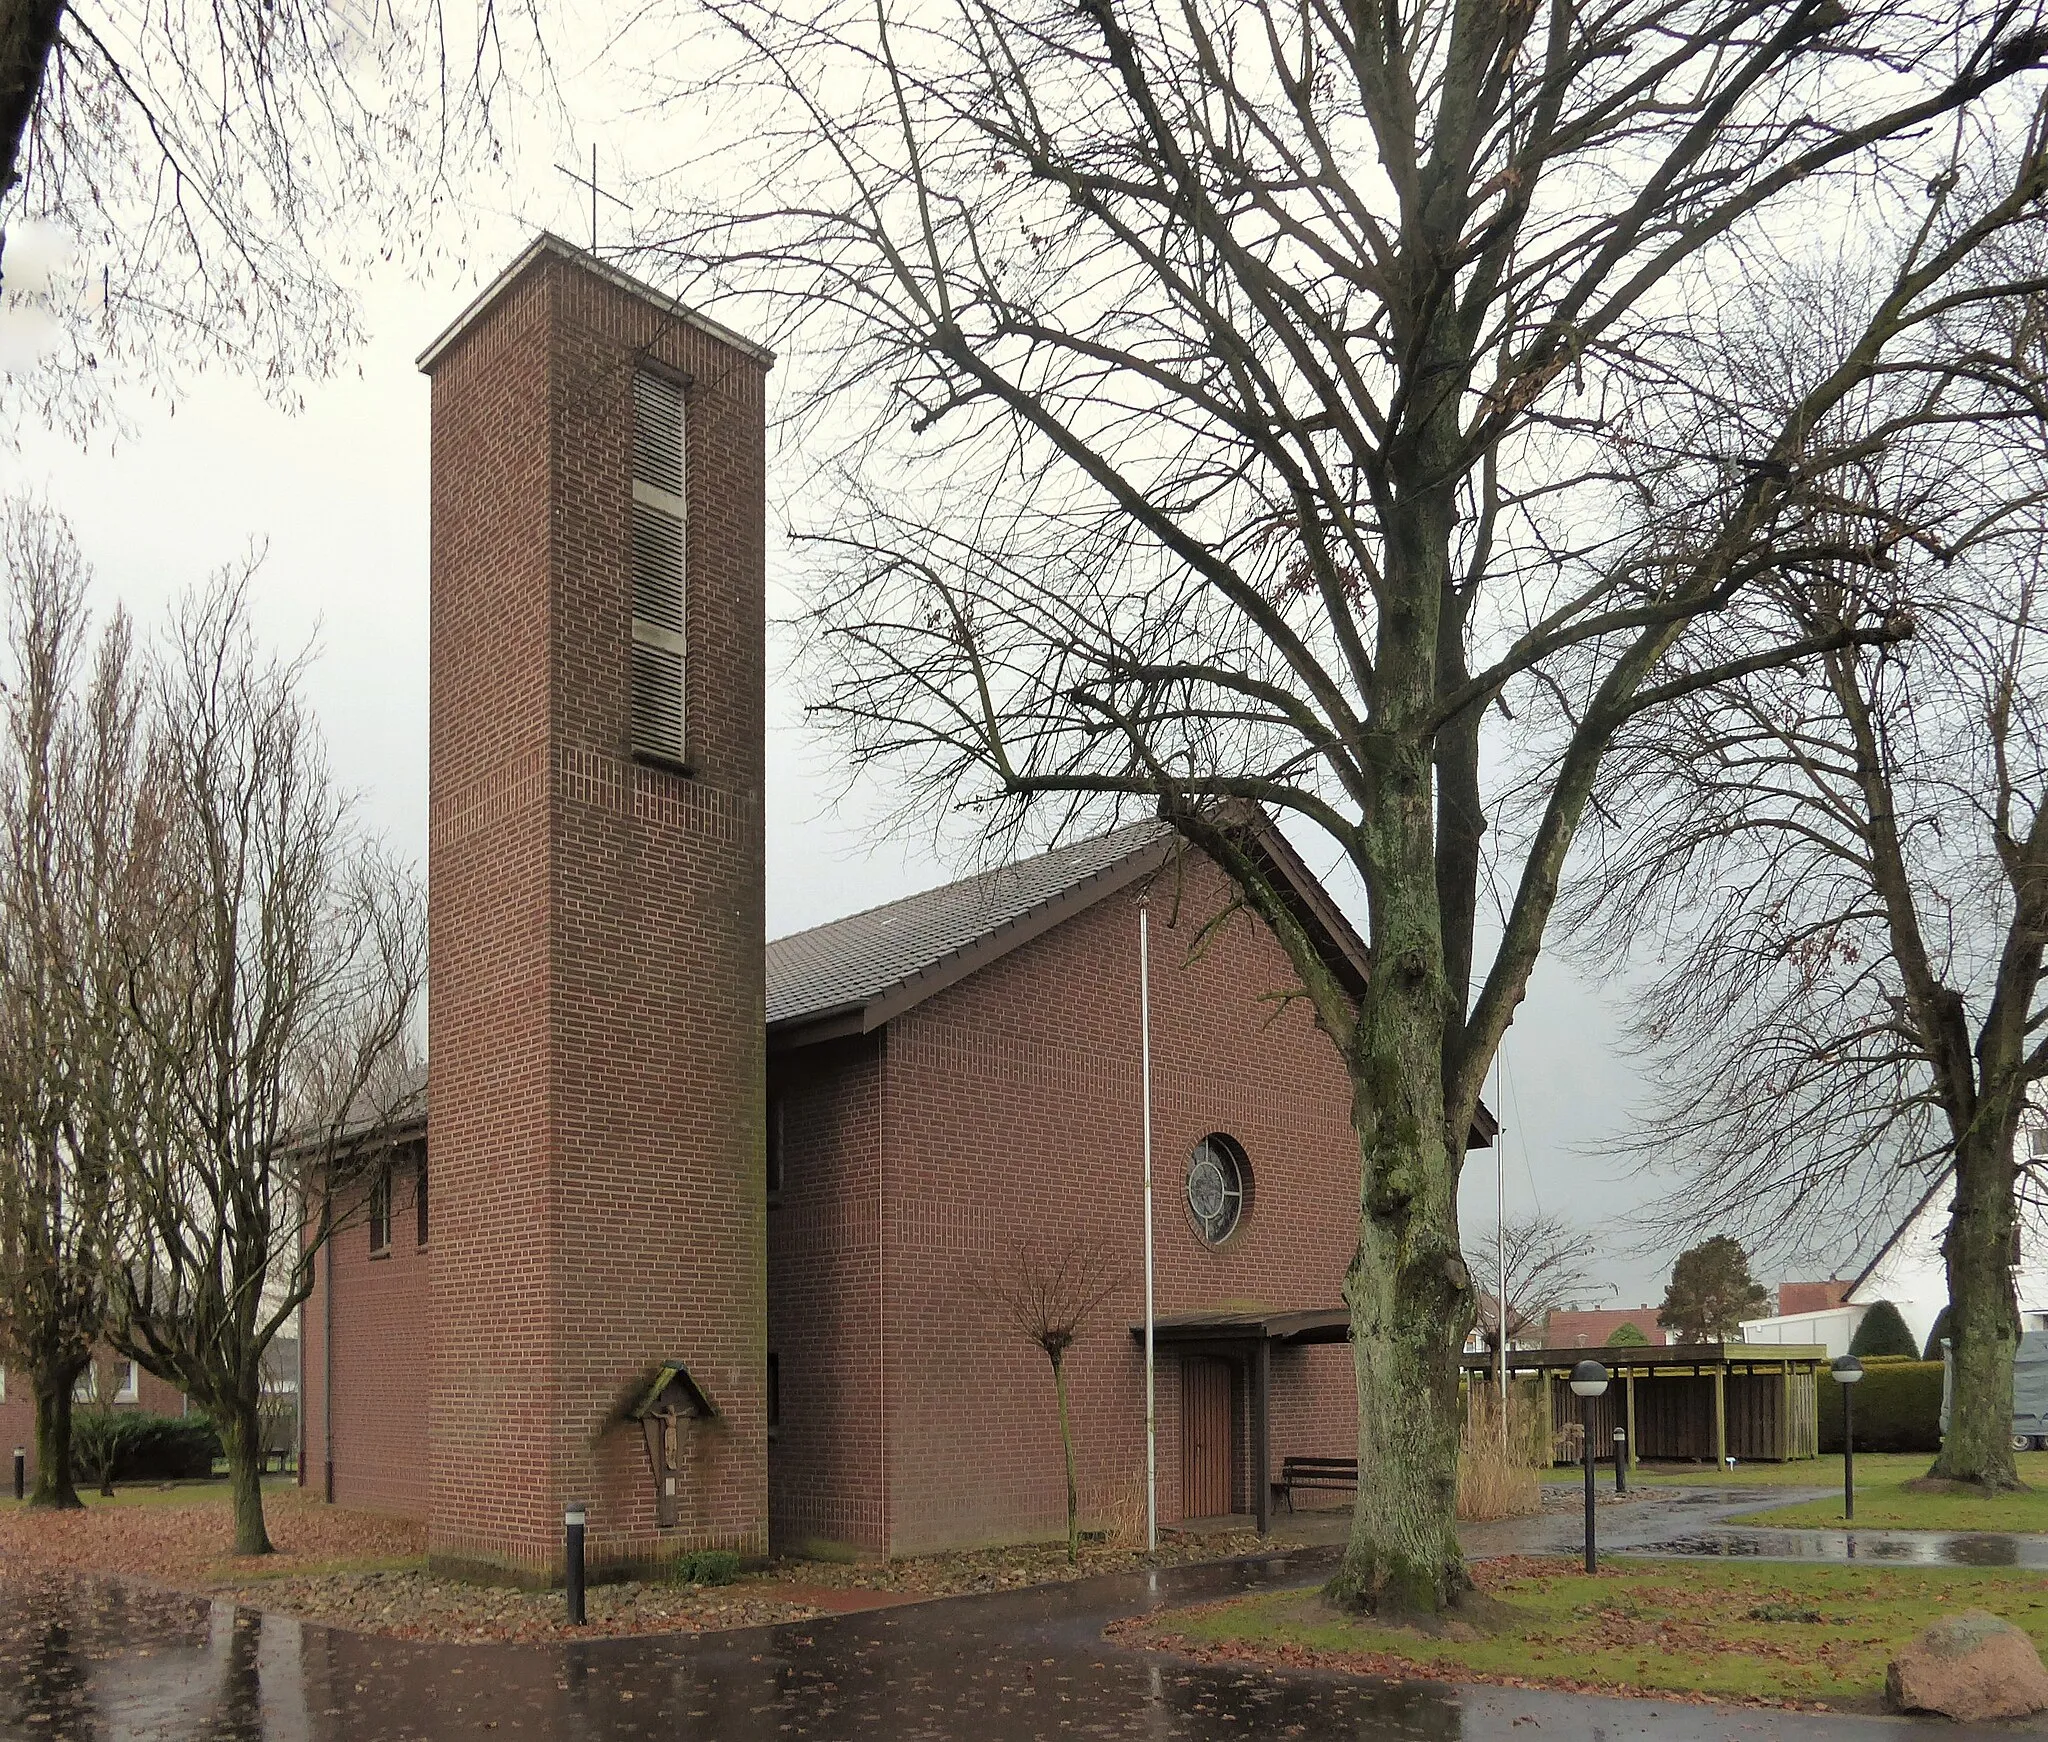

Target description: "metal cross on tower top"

left=555, top=144, right=631, bottom=252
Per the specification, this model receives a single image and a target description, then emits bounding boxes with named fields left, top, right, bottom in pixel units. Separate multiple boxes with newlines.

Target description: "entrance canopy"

left=1137, top=1306, right=1351, bottom=1347
left=1131, top=1306, right=1350, bottom=1533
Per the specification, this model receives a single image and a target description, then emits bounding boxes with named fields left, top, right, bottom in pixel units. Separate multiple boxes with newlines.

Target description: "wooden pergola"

left=1461, top=1344, right=1828, bottom=1465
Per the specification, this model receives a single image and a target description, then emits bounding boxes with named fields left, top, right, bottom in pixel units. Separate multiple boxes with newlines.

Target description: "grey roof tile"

left=766, top=820, right=1170, bottom=1027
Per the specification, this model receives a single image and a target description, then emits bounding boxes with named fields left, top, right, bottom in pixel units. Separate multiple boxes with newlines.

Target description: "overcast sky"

left=0, top=148, right=1721, bottom=1311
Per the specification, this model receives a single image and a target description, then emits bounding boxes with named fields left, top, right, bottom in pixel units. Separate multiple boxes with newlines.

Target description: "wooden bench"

left=1273, top=1456, right=1358, bottom=1512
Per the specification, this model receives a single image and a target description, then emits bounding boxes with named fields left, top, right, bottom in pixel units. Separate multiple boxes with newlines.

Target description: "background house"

left=1740, top=1131, right=2048, bottom=1356
left=1541, top=1308, right=1668, bottom=1347
left=0, top=1352, right=188, bottom=1484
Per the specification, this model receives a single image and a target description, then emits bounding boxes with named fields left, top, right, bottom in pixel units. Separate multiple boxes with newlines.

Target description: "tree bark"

left=1332, top=665, right=1472, bottom=1611
left=1052, top=1351, right=1078, bottom=1563
left=28, top=1362, right=83, bottom=1509
left=1332, top=1026, right=1471, bottom=1613
left=1930, top=1119, right=2025, bottom=1489
left=0, top=0, right=64, bottom=196
left=217, top=1395, right=273, bottom=1555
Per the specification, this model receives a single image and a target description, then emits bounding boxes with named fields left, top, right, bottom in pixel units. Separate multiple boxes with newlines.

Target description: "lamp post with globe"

left=1831, top=1356, right=1864, bottom=1521
left=1570, top=1360, right=1609, bottom=1573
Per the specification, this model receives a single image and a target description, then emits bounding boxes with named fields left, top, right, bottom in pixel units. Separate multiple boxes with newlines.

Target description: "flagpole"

left=1140, top=901, right=1156, bottom=1553
left=1496, top=1048, right=1508, bottom=1414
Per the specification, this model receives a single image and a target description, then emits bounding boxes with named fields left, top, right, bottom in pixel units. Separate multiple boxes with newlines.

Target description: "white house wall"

left=1850, top=1173, right=2048, bottom=1354
left=1739, top=1305, right=1867, bottom=1358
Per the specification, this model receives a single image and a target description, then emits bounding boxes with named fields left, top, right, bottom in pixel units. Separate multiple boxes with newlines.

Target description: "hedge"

left=72, top=1410, right=224, bottom=1483
left=1816, top=1357, right=1942, bottom=1453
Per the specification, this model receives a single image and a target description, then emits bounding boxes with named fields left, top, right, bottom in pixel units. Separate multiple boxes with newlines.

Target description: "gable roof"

left=415, top=232, right=775, bottom=375
left=765, top=814, right=1376, bottom=1054
left=1852, top=1125, right=2048, bottom=1295
left=328, top=818, right=1505, bottom=1143
left=767, top=820, right=1168, bottom=1039
left=1851, top=1170, right=1951, bottom=1296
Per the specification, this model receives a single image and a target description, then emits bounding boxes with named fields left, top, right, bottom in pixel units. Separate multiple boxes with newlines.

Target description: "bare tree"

left=1571, top=414, right=2048, bottom=1487
left=991, top=1237, right=1125, bottom=1563
left=106, top=574, right=423, bottom=1555
left=1466, top=1213, right=1597, bottom=1348
left=69, top=1355, right=120, bottom=1498
left=649, top=0, right=2048, bottom=1612
left=0, top=497, right=143, bottom=1508
left=0, top=0, right=539, bottom=434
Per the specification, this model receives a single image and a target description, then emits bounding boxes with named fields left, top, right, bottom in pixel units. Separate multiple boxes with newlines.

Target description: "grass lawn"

left=1731, top=1479, right=2048, bottom=1533
left=1543, top=1449, right=2048, bottom=1492
left=0, top=1475, right=302, bottom=1513
left=1121, top=1556, right=2048, bottom=1709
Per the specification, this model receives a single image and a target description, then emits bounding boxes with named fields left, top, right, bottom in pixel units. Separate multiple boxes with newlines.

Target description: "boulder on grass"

left=1885, top=1610, right=2048, bottom=1722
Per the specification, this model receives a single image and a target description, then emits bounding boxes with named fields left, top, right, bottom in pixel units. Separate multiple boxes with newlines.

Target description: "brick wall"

left=764, top=1036, right=885, bottom=1554
left=425, top=238, right=769, bottom=1580
left=769, top=846, right=1365, bottom=1556
left=302, top=1148, right=431, bottom=1514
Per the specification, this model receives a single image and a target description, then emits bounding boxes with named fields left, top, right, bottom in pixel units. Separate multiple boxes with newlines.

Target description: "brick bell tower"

left=418, top=236, right=770, bottom=1580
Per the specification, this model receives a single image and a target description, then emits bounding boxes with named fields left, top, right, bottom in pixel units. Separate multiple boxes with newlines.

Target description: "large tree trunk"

left=0, top=0, right=64, bottom=195
left=217, top=1395, right=274, bottom=1555
left=1324, top=430, right=1477, bottom=1616
left=28, top=1364, right=83, bottom=1509
left=1929, top=1122, right=2024, bottom=1490
left=1332, top=1113, right=1470, bottom=1610
left=1329, top=842, right=1473, bottom=1613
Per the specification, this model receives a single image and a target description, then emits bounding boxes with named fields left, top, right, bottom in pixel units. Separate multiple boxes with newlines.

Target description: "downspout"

left=323, top=1183, right=336, bottom=1504
left=295, top=1298, right=306, bottom=1487
left=877, top=1024, right=888, bottom=1558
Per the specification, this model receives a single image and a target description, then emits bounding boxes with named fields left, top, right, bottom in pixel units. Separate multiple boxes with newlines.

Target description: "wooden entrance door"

left=1181, top=1356, right=1235, bottom=1519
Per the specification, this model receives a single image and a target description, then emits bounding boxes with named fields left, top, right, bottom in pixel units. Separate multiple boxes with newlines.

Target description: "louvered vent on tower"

left=630, top=371, right=687, bottom=764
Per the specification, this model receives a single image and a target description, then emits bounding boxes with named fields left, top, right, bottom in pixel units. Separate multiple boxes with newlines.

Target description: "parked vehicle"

left=1938, top=1329, right=2048, bottom=1449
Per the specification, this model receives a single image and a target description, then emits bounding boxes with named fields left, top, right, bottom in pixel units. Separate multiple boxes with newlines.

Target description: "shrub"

left=71, top=1410, right=223, bottom=1483
left=1817, top=1358, right=1942, bottom=1452
left=1923, top=1305, right=1953, bottom=1361
left=1606, top=1322, right=1651, bottom=1346
left=1849, top=1300, right=1919, bottom=1359
left=667, top=1549, right=741, bottom=1587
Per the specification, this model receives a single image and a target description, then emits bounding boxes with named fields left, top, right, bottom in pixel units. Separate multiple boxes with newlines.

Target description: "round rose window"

left=1185, top=1134, right=1251, bottom=1246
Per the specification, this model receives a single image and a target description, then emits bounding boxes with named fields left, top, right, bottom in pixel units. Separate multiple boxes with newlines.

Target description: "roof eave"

left=1232, top=810, right=1373, bottom=998
left=415, top=232, right=777, bottom=374
left=1850, top=1168, right=1952, bottom=1296
left=766, top=1003, right=871, bottom=1054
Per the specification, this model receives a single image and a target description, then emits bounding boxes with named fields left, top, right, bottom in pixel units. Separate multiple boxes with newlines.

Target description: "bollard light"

left=1831, top=1355, right=1864, bottom=1522
left=1612, top=1426, right=1629, bottom=1495
left=1570, top=1362, right=1609, bottom=1573
left=11, top=1446, right=21, bottom=1502
left=564, top=1502, right=587, bottom=1626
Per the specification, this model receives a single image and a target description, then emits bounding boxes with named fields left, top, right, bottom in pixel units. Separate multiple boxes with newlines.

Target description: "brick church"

left=303, top=235, right=1437, bottom=1583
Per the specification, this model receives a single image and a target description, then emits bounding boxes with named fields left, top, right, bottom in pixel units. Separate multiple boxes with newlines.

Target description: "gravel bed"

left=230, top=1565, right=826, bottom=1642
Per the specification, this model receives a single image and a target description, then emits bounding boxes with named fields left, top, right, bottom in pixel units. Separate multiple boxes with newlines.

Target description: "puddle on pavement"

left=0, top=1551, right=2009, bottom=1741
left=1621, top=1528, right=2048, bottom=1567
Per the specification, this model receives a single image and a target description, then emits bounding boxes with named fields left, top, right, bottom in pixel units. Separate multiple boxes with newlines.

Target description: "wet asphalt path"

left=2, top=1496, right=2044, bottom=1742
